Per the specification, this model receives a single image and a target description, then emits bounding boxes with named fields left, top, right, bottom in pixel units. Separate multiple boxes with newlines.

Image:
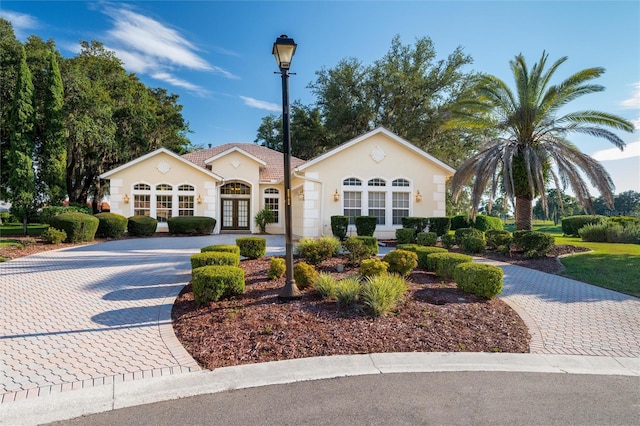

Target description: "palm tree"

left=450, top=52, right=634, bottom=230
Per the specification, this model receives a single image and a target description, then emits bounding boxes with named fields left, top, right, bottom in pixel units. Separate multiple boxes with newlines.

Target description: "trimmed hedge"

left=454, top=227, right=484, bottom=246
left=236, top=237, right=266, bottom=259
left=454, top=263, right=503, bottom=298
left=426, top=252, right=473, bottom=279
left=450, top=215, right=470, bottom=230
left=49, top=212, right=99, bottom=243
left=461, top=234, right=486, bottom=254
left=355, top=216, right=377, bottom=237
left=395, top=228, right=416, bottom=244
left=167, top=216, right=216, bottom=235
left=192, top=265, right=245, bottom=303
left=486, top=229, right=512, bottom=250
left=416, top=231, right=437, bottom=246
left=294, top=261, right=318, bottom=289
left=268, top=257, right=286, bottom=280
left=127, top=215, right=158, bottom=236
left=296, top=236, right=341, bottom=265
left=383, top=249, right=418, bottom=276
left=201, top=244, right=241, bottom=256
left=511, top=230, right=555, bottom=258
left=397, top=244, right=447, bottom=269
left=95, top=212, right=128, bottom=238
left=190, top=251, right=240, bottom=268
left=40, top=205, right=91, bottom=224
left=331, top=215, right=349, bottom=241
left=472, top=215, right=504, bottom=231
left=561, top=215, right=606, bottom=236
left=427, top=217, right=451, bottom=237
left=359, top=258, right=389, bottom=277
left=401, top=217, right=429, bottom=234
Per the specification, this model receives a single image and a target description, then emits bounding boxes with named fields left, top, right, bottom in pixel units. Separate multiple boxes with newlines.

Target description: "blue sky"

left=2, top=0, right=639, bottom=194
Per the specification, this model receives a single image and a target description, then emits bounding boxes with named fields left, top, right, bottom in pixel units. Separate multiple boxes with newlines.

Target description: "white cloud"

left=621, top=82, right=640, bottom=109
left=151, top=72, right=207, bottom=95
left=240, top=96, right=281, bottom=112
left=591, top=140, right=640, bottom=161
left=0, top=10, right=39, bottom=38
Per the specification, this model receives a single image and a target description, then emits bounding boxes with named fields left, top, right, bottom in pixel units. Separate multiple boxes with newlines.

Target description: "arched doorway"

left=220, top=182, right=251, bottom=231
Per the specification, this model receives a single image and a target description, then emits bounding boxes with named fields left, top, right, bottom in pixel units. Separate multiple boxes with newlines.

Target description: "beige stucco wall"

left=105, top=151, right=220, bottom=232
left=296, top=132, right=453, bottom=239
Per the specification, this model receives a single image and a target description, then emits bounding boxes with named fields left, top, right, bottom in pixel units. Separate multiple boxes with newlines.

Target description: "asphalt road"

left=51, top=371, right=640, bottom=425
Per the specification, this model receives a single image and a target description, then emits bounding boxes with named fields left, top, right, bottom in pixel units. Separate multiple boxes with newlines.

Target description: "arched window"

left=134, top=183, right=150, bottom=191
left=133, top=183, right=151, bottom=216
left=178, top=184, right=194, bottom=191
left=392, top=179, right=410, bottom=187
left=343, top=177, right=362, bottom=186
left=368, top=178, right=386, bottom=187
left=156, top=184, right=173, bottom=191
left=264, top=188, right=280, bottom=223
left=221, top=182, right=250, bottom=195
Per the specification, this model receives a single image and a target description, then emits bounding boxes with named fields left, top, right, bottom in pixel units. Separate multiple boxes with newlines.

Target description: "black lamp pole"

left=273, top=35, right=301, bottom=300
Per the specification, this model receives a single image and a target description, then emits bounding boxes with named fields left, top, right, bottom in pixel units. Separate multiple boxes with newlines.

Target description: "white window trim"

left=263, top=187, right=281, bottom=225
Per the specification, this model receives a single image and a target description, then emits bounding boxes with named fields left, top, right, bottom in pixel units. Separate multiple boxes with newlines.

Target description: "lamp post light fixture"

left=273, top=34, right=301, bottom=300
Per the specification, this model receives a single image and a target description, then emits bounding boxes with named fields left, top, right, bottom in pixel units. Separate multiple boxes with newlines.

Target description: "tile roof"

left=182, top=143, right=306, bottom=182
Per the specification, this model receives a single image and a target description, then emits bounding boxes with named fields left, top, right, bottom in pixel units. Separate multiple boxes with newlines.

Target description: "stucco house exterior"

left=100, top=127, right=455, bottom=239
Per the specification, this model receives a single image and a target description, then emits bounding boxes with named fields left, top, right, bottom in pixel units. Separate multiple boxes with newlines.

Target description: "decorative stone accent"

left=231, top=159, right=241, bottom=169
left=370, top=146, right=386, bottom=163
left=157, top=160, right=171, bottom=174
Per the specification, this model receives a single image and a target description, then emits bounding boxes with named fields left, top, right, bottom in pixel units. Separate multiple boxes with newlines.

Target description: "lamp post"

left=273, top=34, right=301, bottom=300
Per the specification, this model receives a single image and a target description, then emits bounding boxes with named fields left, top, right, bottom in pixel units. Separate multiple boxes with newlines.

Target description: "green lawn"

left=0, top=223, right=48, bottom=236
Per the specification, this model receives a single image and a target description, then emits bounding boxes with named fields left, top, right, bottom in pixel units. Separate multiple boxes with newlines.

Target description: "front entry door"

left=221, top=198, right=250, bottom=231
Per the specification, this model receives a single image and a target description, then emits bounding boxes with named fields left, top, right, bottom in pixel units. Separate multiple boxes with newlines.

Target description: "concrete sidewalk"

left=1, top=235, right=639, bottom=424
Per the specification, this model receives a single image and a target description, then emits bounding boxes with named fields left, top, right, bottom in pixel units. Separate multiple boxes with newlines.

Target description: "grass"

left=0, top=223, right=48, bottom=236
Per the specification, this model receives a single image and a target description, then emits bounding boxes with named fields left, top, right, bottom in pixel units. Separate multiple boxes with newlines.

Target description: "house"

left=99, top=127, right=455, bottom=239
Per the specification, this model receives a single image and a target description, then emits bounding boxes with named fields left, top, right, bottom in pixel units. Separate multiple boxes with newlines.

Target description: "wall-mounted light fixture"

left=123, top=194, right=130, bottom=204
left=415, top=190, right=423, bottom=202
left=197, top=194, right=203, bottom=204
left=333, top=189, right=340, bottom=202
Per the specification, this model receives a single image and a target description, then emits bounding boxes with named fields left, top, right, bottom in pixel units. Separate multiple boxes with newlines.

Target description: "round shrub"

left=40, top=206, right=90, bottom=224
left=190, top=251, right=240, bottom=269
left=454, top=262, right=503, bottom=298
left=127, top=215, right=158, bottom=236
left=454, top=227, right=484, bottom=246
left=472, top=215, right=504, bottom=231
left=331, top=215, right=349, bottom=241
left=416, top=231, right=437, bottom=246
left=442, top=233, right=456, bottom=249
left=383, top=249, right=418, bottom=276
left=167, top=216, right=216, bottom=235
left=49, top=212, right=99, bottom=243
left=427, top=217, right=451, bottom=237
left=355, top=216, right=377, bottom=237
left=486, top=229, right=512, bottom=250
left=40, top=227, right=67, bottom=244
left=236, top=237, right=266, bottom=259
left=461, top=234, right=486, bottom=254
left=395, top=228, right=415, bottom=244
left=511, top=230, right=554, bottom=258
left=426, top=252, right=473, bottom=279
left=359, top=258, right=389, bottom=278
left=268, top=257, right=286, bottom=280
left=293, top=261, right=318, bottom=289
left=95, top=212, right=128, bottom=238
left=343, top=236, right=371, bottom=265
left=295, top=236, right=341, bottom=265
left=355, top=236, right=378, bottom=255
left=192, top=265, right=245, bottom=303
left=201, top=244, right=241, bottom=256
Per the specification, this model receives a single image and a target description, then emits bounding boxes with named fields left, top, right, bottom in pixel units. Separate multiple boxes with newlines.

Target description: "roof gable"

left=204, top=146, right=267, bottom=166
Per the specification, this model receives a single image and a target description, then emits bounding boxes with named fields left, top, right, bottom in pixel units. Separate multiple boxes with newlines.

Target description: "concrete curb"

left=1, top=352, right=638, bottom=425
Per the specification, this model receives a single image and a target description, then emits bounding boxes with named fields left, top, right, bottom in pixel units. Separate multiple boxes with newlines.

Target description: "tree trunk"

left=515, top=196, right=533, bottom=231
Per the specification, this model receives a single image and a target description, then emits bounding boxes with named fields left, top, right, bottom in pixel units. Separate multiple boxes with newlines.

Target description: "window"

left=368, top=191, right=386, bottom=225
left=156, top=184, right=173, bottom=191
left=368, top=178, right=386, bottom=187
left=392, top=178, right=410, bottom=187
left=343, top=191, right=362, bottom=225
left=221, top=182, right=250, bottom=194
left=178, top=184, right=194, bottom=191
left=392, top=192, right=410, bottom=225
left=178, top=196, right=194, bottom=216
left=343, top=177, right=362, bottom=186
left=264, top=188, right=280, bottom=223
left=156, top=195, right=173, bottom=223
left=134, top=183, right=151, bottom=191
left=134, top=195, right=150, bottom=216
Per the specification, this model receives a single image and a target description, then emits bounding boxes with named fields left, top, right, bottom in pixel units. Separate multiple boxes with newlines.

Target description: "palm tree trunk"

left=515, top=196, right=533, bottom=230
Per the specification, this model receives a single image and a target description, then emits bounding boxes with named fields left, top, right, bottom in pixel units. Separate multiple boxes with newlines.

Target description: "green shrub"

left=383, top=249, right=418, bottom=276
left=355, top=236, right=378, bottom=255
left=293, top=261, right=318, bottom=289
left=190, top=251, right=240, bottom=269
left=40, top=227, right=67, bottom=244
left=395, top=228, right=416, bottom=244
left=95, top=212, right=128, bottom=238
left=454, top=263, right=504, bottom=298
left=606, top=224, right=640, bottom=244
left=486, top=229, right=512, bottom=250
left=40, top=206, right=91, bottom=224
left=49, top=212, right=99, bottom=243
left=511, top=230, right=555, bottom=258
left=461, top=234, right=486, bottom=254
left=411, top=246, right=448, bottom=269
left=359, top=258, right=389, bottom=277
left=268, top=257, right=286, bottom=280
left=343, top=236, right=371, bottom=265
left=201, top=245, right=241, bottom=256
left=578, top=223, right=608, bottom=242
left=334, top=276, right=361, bottom=308
left=331, top=215, right=349, bottom=241
left=561, top=215, right=607, bottom=236
left=427, top=217, right=451, bottom=237
left=236, top=237, right=267, bottom=259
left=0, top=211, right=12, bottom=224
left=315, top=272, right=338, bottom=299
left=450, top=215, right=470, bottom=230
left=192, top=265, right=245, bottom=303
left=127, top=215, right=158, bottom=236
left=416, top=231, right=437, bottom=246
left=360, top=273, right=409, bottom=317
left=355, top=216, right=377, bottom=237
left=401, top=217, right=429, bottom=235
left=441, top=233, right=456, bottom=249
left=167, top=216, right=216, bottom=235
left=296, top=236, right=341, bottom=265
left=472, top=215, right=504, bottom=231
left=608, top=216, right=640, bottom=228
left=427, top=252, right=473, bottom=279
left=254, top=207, right=275, bottom=233
left=454, top=227, right=484, bottom=246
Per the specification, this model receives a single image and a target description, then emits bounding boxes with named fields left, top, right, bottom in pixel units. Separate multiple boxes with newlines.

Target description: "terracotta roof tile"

left=182, top=143, right=306, bottom=182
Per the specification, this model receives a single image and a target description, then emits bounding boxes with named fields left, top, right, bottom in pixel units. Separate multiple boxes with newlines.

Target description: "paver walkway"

left=1, top=236, right=638, bottom=405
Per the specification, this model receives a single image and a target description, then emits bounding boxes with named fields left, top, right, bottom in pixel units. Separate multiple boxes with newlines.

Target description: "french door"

left=221, top=198, right=250, bottom=231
